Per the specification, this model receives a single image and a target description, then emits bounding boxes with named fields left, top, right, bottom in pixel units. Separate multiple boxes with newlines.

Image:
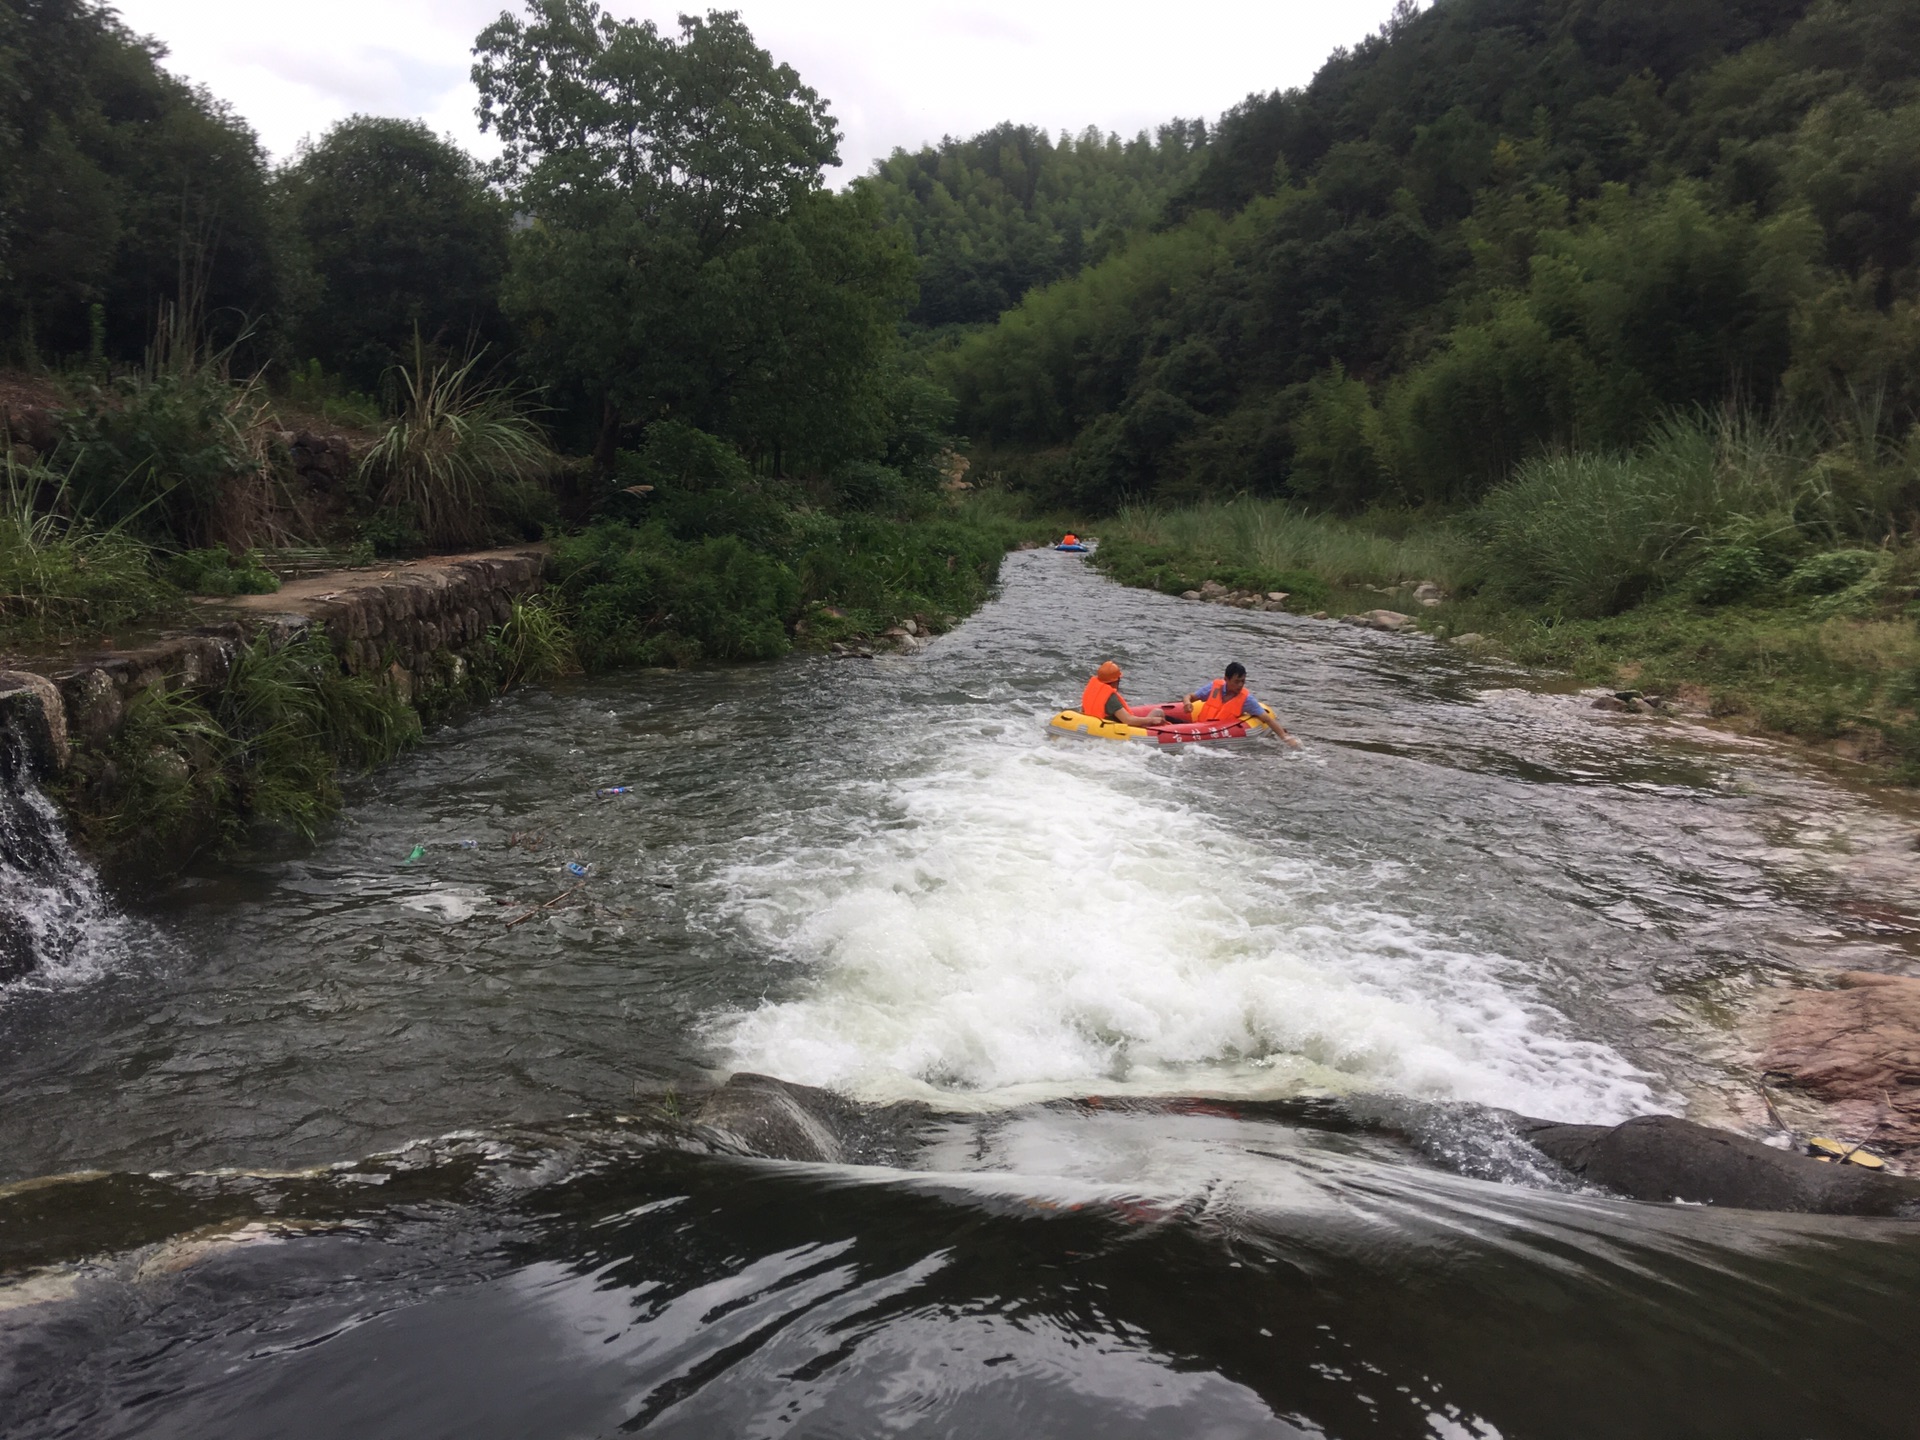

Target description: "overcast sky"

left=111, top=1, right=1410, bottom=180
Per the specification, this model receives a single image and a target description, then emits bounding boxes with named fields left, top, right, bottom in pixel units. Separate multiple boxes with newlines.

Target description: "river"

left=3, top=549, right=1918, bottom=1437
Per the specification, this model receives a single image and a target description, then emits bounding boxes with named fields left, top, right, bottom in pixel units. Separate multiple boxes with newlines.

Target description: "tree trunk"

left=593, top=394, right=621, bottom=474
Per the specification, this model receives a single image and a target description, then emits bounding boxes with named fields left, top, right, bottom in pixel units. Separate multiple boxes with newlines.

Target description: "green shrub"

left=1784, top=548, right=1881, bottom=595
left=830, top=460, right=934, bottom=517
left=0, top=454, right=181, bottom=640
left=286, top=359, right=382, bottom=429
left=1686, top=544, right=1778, bottom=605
left=164, top=547, right=280, bottom=596
left=359, top=506, right=426, bottom=557
left=95, top=683, right=235, bottom=863
left=607, top=423, right=798, bottom=545
left=554, top=522, right=799, bottom=668
left=56, top=369, right=269, bottom=546
left=1095, top=497, right=1463, bottom=596
left=1091, top=535, right=1331, bottom=607
left=490, top=595, right=580, bottom=689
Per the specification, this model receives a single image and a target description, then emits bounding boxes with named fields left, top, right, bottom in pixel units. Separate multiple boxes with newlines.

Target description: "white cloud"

left=113, top=0, right=1410, bottom=177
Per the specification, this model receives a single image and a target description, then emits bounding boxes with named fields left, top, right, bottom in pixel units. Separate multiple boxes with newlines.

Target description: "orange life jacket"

left=1082, top=676, right=1125, bottom=720
left=1193, top=678, right=1247, bottom=723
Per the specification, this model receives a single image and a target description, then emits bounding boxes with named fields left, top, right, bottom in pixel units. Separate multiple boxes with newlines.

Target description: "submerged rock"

left=694, top=1073, right=934, bottom=1167
left=1518, top=1113, right=1920, bottom=1215
left=1764, top=973, right=1920, bottom=1151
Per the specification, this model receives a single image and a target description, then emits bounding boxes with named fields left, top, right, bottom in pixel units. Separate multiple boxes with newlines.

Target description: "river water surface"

left=4, top=551, right=1919, bottom=1438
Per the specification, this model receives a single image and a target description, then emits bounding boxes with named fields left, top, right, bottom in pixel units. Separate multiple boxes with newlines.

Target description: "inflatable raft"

left=1053, top=542, right=1090, bottom=553
left=1046, top=709, right=1271, bottom=745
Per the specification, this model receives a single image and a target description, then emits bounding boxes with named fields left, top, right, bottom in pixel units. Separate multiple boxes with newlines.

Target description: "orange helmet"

left=1096, top=660, right=1122, bottom=682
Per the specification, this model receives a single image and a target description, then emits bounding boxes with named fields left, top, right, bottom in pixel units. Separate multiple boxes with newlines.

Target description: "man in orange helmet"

left=1080, top=660, right=1176, bottom=727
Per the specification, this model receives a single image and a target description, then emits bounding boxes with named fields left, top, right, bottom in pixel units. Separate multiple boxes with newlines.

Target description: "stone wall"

left=0, top=546, right=547, bottom=777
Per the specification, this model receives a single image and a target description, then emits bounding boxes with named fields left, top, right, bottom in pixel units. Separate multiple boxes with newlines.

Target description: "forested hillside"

left=856, top=121, right=1208, bottom=328
left=943, top=0, right=1920, bottom=511
left=0, top=0, right=277, bottom=362
left=0, top=0, right=1030, bottom=684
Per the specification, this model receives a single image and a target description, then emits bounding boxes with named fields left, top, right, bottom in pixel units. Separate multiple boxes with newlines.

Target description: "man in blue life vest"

left=1181, top=662, right=1301, bottom=747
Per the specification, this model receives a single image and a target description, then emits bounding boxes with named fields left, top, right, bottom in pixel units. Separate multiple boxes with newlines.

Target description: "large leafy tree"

left=276, top=117, right=511, bottom=390
left=472, top=2, right=842, bottom=467
left=0, top=0, right=278, bottom=363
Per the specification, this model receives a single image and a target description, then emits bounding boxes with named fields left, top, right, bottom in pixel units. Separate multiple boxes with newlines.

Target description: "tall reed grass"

left=1477, top=407, right=1917, bottom=617
left=0, top=452, right=178, bottom=639
left=1098, top=497, right=1468, bottom=592
left=361, top=338, right=554, bottom=549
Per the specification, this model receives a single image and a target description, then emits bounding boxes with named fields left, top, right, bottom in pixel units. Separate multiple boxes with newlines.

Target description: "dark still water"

left=4, top=550, right=1919, bottom=1437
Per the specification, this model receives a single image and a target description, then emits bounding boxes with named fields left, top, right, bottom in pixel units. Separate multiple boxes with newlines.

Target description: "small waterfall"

left=0, top=736, right=122, bottom=986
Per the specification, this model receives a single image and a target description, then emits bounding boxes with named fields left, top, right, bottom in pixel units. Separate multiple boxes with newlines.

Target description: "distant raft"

left=1053, top=542, right=1090, bottom=553
left=1046, top=709, right=1270, bottom=745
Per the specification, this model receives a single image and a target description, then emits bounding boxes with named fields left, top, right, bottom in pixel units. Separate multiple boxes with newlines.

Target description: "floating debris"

left=595, top=786, right=634, bottom=798
left=1807, top=1136, right=1887, bottom=1169
left=566, top=861, right=591, bottom=877
left=403, top=844, right=427, bottom=864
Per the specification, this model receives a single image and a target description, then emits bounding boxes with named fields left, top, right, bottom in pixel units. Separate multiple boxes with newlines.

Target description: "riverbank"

left=0, top=493, right=1051, bottom=876
left=0, top=547, right=552, bottom=874
left=1089, top=499, right=1920, bottom=785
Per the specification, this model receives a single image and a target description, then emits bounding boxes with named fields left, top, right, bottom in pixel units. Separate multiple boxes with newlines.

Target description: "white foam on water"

left=398, top=888, right=490, bottom=923
left=709, top=733, right=1658, bottom=1122
left=0, top=766, right=140, bottom=995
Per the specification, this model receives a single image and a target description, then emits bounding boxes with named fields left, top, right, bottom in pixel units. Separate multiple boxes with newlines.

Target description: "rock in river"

left=1520, top=1113, right=1920, bottom=1214
left=1764, top=972, right=1920, bottom=1152
left=1341, top=609, right=1415, bottom=632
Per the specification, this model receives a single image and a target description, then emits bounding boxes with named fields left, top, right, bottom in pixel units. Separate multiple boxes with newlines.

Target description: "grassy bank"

left=1084, top=414, right=1920, bottom=781
left=1092, top=501, right=1468, bottom=615
left=6, top=359, right=1053, bottom=873
left=54, top=594, right=591, bottom=875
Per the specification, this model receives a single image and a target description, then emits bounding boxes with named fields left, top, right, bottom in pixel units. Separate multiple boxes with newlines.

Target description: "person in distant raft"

left=1080, top=661, right=1176, bottom=728
left=1181, top=662, right=1302, bottom=747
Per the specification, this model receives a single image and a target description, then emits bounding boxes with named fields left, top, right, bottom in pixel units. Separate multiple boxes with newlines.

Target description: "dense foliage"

left=276, top=117, right=511, bottom=391
left=943, top=0, right=1920, bottom=515
left=857, top=121, right=1209, bottom=327
left=10, top=0, right=1920, bottom=785
left=0, top=0, right=279, bottom=364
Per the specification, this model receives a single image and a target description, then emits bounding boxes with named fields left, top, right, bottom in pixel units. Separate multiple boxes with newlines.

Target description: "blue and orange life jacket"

left=1192, top=678, right=1248, bottom=723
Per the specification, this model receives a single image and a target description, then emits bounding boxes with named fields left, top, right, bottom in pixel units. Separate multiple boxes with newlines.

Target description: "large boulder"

left=1519, top=1113, right=1920, bottom=1214
left=0, top=670, right=68, bottom=775
left=1764, top=972, right=1920, bottom=1151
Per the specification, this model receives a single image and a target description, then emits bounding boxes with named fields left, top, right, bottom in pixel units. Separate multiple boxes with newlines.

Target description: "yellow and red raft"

left=1045, top=707, right=1272, bottom=746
